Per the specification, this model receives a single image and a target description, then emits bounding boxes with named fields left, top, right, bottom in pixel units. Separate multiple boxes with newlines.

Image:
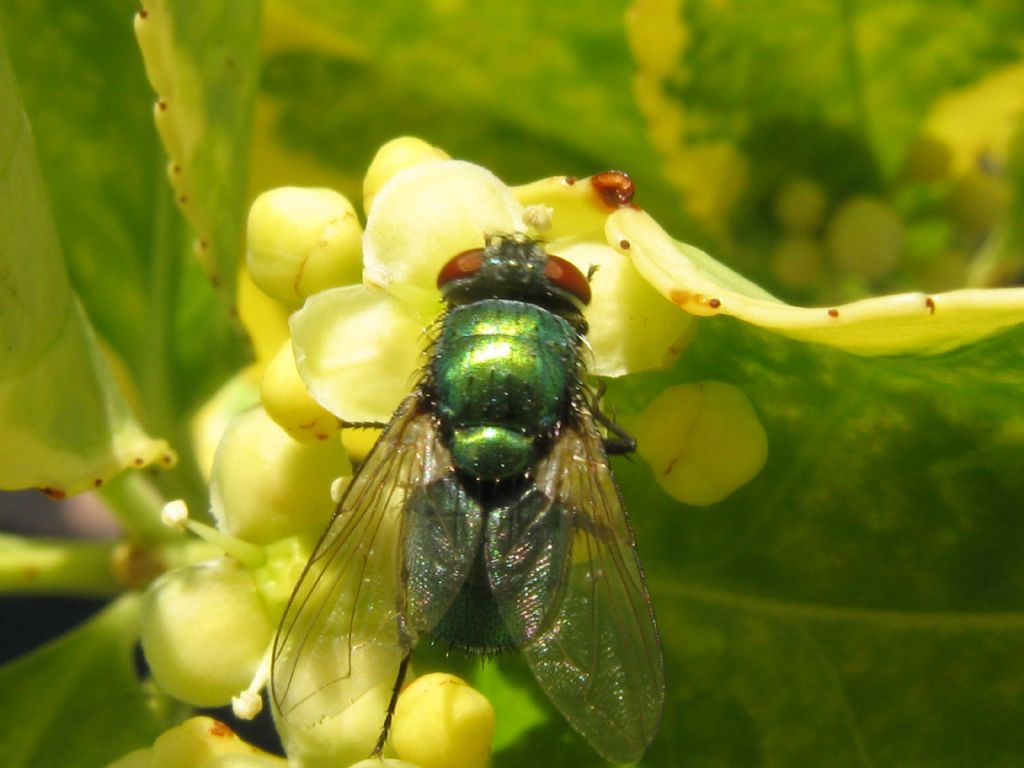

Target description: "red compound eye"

left=437, top=247, right=484, bottom=289
left=545, top=254, right=591, bottom=306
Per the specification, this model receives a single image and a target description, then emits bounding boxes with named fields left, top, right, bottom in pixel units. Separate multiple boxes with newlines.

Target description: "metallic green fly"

left=271, top=233, right=664, bottom=763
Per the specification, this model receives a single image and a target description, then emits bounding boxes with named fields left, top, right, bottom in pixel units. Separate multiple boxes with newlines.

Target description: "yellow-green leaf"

left=0, top=32, right=171, bottom=496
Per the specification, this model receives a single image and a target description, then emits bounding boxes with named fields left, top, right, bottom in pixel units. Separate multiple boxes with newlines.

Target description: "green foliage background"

left=1, top=0, right=1023, bottom=766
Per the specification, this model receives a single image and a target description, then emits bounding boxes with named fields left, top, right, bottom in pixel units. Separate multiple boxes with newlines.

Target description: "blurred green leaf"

left=0, top=23, right=170, bottom=495
left=252, top=0, right=685, bottom=224
left=0, top=596, right=165, bottom=768
left=628, top=0, right=1024, bottom=296
left=0, top=0, right=252, bottom=421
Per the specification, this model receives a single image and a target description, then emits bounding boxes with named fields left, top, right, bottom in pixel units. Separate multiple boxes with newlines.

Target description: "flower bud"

left=261, top=340, right=340, bottom=444
left=391, top=673, right=494, bottom=768
left=108, top=717, right=286, bottom=768
left=211, top=405, right=349, bottom=543
left=771, top=235, right=823, bottom=292
left=140, top=560, right=275, bottom=707
left=363, top=137, right=450, bottom=214
left=626, top=381, right=768, bottom=506
left=773, top=176, right=826, bottom=234
left=825, top=196, right=903, bottom=280
left=247, top=187, right=363, bottom=308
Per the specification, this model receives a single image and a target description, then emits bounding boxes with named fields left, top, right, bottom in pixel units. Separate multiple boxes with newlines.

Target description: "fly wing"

left=271, top=393, right=466, bottom=732
left=515, top=410, right=665, bottom=764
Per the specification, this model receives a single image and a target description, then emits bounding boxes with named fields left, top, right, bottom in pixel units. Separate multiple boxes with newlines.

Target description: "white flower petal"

left=290, top=285, right=429, bottom=423
left=363, top=160, right=524, bottom=305
left=557, top=242, right=693, bottom=377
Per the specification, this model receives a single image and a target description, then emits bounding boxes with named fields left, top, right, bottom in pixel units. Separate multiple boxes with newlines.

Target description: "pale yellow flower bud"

left=363, top=137, right=450, bottom=214
left=107, top=716, right=286, bottom=768
left=391, top=673, right=494, bottom=768
left=261, top=340, right=340, bottom=444
left=211, top=406, right=350, bottom=543
left=247, top=187, right=363, bottom=308
left=140, top=561, right=275, bottom=707
left=626, top=381, right=768, bottom=506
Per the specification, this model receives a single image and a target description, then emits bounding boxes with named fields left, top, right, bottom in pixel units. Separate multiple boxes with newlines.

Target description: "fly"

left=271, top=233, right=664, bottom=764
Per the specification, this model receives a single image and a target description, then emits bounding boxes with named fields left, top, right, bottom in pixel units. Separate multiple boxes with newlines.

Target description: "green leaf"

left=607, top=315, right=1024, bottom=766
left=0, top=596, right=165, bottom=768
left=0, top=0, right=252, bottom=421
left=135, top=0, right=263, bottom=302
left=0, top=24, right=171, bottom=496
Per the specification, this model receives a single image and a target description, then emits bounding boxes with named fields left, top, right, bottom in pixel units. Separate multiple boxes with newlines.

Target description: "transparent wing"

left=270, top=393, right=455, bottom=730
left=516, top=410, right=665, bottom=764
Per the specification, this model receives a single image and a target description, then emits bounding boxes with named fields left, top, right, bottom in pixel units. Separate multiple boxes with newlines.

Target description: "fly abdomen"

left=433, top=299, right=579, bottom=480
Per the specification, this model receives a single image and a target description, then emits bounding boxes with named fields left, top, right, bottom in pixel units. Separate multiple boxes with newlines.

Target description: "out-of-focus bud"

left=107, top=716, right=286, bottom=768
left=825, top=196, right=903, bottom=280
left=773, top=176, right=827, bottom=234
left=210, top=406, right=349, bottom=544
left=140, top=560, right=275, bottom=707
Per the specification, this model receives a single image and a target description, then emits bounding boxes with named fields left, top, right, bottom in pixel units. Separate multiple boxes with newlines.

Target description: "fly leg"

left=373, top=652, right=412, bottom=756
left=339, top=419, right=389, bottom=430
left=587, top=382, right=636, bottom=455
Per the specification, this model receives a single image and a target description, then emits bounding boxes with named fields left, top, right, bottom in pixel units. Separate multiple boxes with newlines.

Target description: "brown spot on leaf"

left=619, top=239, right=631, bottom=250
left=564, top=175, right=577, bottom=186
left=41, top=487, right=66, bottom=500
left=828, top=308, right=839, bottom=318
left=709, top=298, right=721, bottom=309
left=925, top=296, right=936, bottom=314
left=669, top=290, right=691, bottom=307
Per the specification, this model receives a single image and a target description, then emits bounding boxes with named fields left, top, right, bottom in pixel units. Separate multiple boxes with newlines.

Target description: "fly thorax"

left=433, top=299, right=580, bottom=481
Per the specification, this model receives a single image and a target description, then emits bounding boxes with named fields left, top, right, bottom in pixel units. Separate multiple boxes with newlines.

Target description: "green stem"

left=0, top=533, right=121, bottom=596
left=97, top=471, right=175, bottom=544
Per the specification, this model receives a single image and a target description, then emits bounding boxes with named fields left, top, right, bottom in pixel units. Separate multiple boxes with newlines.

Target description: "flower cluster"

left=136, top=131, right=1024, bottom=766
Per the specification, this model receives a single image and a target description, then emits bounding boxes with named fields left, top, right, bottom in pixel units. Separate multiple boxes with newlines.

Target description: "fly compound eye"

left=437, top=247, right=485, bottom=290
left=545, top=254, right=592, bottom=306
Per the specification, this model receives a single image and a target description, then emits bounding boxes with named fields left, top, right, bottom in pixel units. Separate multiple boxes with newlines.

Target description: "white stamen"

left=232, top=644, right=272, bottom=720
left=232, top=689, right=263, bottom=720
left=161, top=499, right=189, bottom=528
left=523, top=204, right=554, bottom=233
